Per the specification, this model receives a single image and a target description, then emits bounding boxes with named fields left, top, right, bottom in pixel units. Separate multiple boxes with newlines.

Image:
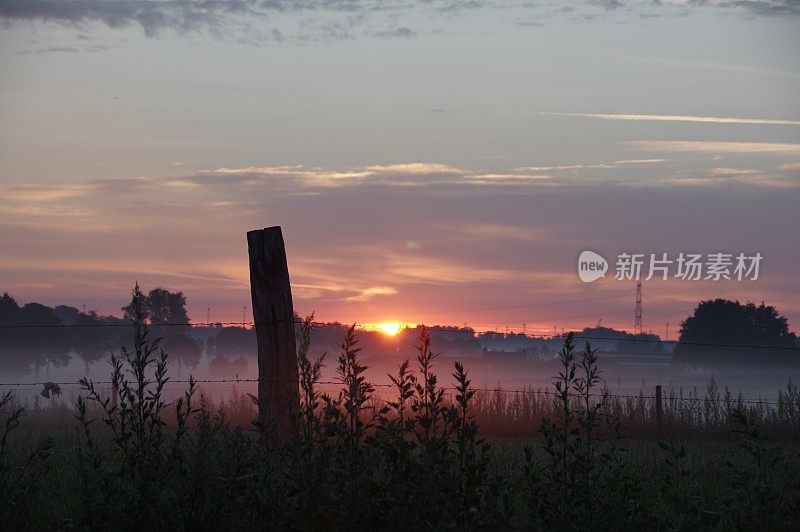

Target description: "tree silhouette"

left=674, top=299, right=798, bottom=363
left=121, top=285, right=201, bottom=370
left=122, top=286, right=190, bottom=325
left=0, top=293, right=71, bottom=371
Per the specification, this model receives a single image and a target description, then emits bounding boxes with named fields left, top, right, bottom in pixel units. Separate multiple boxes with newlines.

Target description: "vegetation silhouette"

left=1, top=288, right=798, bottom=529
left=675, top=299, right=798, bottom=364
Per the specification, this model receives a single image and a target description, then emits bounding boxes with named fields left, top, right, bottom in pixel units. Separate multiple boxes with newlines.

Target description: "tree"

left=0, top=293, right=71, bottom=371
left=674, top=299, right=798, bottom=363
left=121, top=285, right=201, bottom=370
left=122, top=287, right=190, bottom=325
left=615, top=332, right=665, bottom=354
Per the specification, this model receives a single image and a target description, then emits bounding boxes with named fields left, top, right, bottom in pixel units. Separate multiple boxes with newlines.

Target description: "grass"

left=1, top=287, right=799, bottom=530
left=3, top=432, right=798, bottom=530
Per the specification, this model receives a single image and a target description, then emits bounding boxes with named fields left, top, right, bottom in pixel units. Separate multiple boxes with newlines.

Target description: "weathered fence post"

left=655, top=384, right=664, bottom=439
left=247, top=226, right=298, bottom=441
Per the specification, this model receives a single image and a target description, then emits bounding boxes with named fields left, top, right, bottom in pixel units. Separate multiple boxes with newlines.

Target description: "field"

left=3, top=432, right=798, bottom=530
left=2, top=314, right=799, bottom=531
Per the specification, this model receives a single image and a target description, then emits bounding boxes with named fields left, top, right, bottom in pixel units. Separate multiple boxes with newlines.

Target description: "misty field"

left=2, top=311, right=799, bottom=530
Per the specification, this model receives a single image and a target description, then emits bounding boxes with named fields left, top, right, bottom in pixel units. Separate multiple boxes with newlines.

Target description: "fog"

left=2, top=324, right=797, bottom=408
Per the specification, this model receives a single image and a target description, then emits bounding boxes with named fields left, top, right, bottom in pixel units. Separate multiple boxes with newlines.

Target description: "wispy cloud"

left=3, top=160, right=797, bottom=328
left=545, top=112, right=800, bottom=126
left=0, top=184, right=89, bottom=202
left=633, top=56, right=800, bottom=81
left=344, top=286, right=397, bottom=302
left=174, top=164, right=558, bottom=189
left=367, top=26, right=416, bottom=38
left=363, top=163, right=462, bottom=175
left=516, top=159, right=665, bottom=172
left=657, top=0, right=800, bottom=17
left=16, top=43, right=114, bottom=54
left=445, top=223, right=554, bottom=243
left=664, top=168, right=799, bottom=189
left=629, top=141, right=800, bottom=154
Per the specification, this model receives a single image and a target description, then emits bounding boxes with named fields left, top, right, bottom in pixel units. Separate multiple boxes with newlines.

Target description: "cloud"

left=344, top=286, right=397, bottom=302
left=676, top=0, right=800, bottom=16
left=3, top=159, right=798, bottom=329
left=16, top=46, right=79, bottom=54
left=363, top=163, right=462, bottom=175
left=3, top=0, right=797, bottom=45
left=464, top=173, right=555, bottom=185
left=0, top=1, right=460, bottom=41
left=16, top=43, right=114, bottom=54
left=516, top=159, right=665, bottom=172
left=629, top=141, right=800, bottom=154
left=368, top=26, right=416, bottom=38
left=628, top=56, right=800, bottom=81
left=545, top=112, right=800, bottom=126
left=653, top=0, right=800, bottom=16
left=445, top=223, right=554, bottom=243
left=652, top=166, right=799, bottom=189
left=0, top=0, right=267, bottom=38
left=0, top=184, right=89, bottom=202
left=174, top=163, right=561, bottom=189
left=590, top=0, right=624, bottom=10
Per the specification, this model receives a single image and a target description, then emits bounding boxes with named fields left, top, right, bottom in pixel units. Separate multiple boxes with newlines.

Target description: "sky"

left=0, top=0, right=799, bottom=335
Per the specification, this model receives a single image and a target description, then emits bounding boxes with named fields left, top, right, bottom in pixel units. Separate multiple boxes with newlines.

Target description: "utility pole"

left=242, top=306, right=247, bottom=327
left=666, top=321, right=670, bottom=342
left=206, top=307, right=211, bottom=325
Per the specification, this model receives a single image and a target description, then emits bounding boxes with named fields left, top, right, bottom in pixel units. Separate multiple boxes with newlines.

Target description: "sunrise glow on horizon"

left=361, top=322, right=418, bottom=337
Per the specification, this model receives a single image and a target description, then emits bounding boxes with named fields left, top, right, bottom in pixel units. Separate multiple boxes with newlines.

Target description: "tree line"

left=1, top=288, right=797, bottom=373
left=0, top=287, right=201, bottom=372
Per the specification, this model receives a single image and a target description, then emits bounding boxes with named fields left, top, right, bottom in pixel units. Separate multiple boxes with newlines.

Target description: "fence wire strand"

left=0, top=377, right=783, bottom=406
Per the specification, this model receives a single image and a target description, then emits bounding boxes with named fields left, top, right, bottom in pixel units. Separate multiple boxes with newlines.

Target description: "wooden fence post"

left=247, top=226, right=298, bottom=441
left=655, top=384, right=664, bottom=439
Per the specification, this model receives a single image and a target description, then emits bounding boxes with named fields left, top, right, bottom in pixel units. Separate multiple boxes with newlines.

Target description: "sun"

left=377, top=322, right=401, bottom=336
left=363, top=321, right=416, bottom=336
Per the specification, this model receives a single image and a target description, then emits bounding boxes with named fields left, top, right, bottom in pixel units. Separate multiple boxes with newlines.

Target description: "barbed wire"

left=0, top=377, right=784, bottom=406
left=1, top=318, right=798, bottom=352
